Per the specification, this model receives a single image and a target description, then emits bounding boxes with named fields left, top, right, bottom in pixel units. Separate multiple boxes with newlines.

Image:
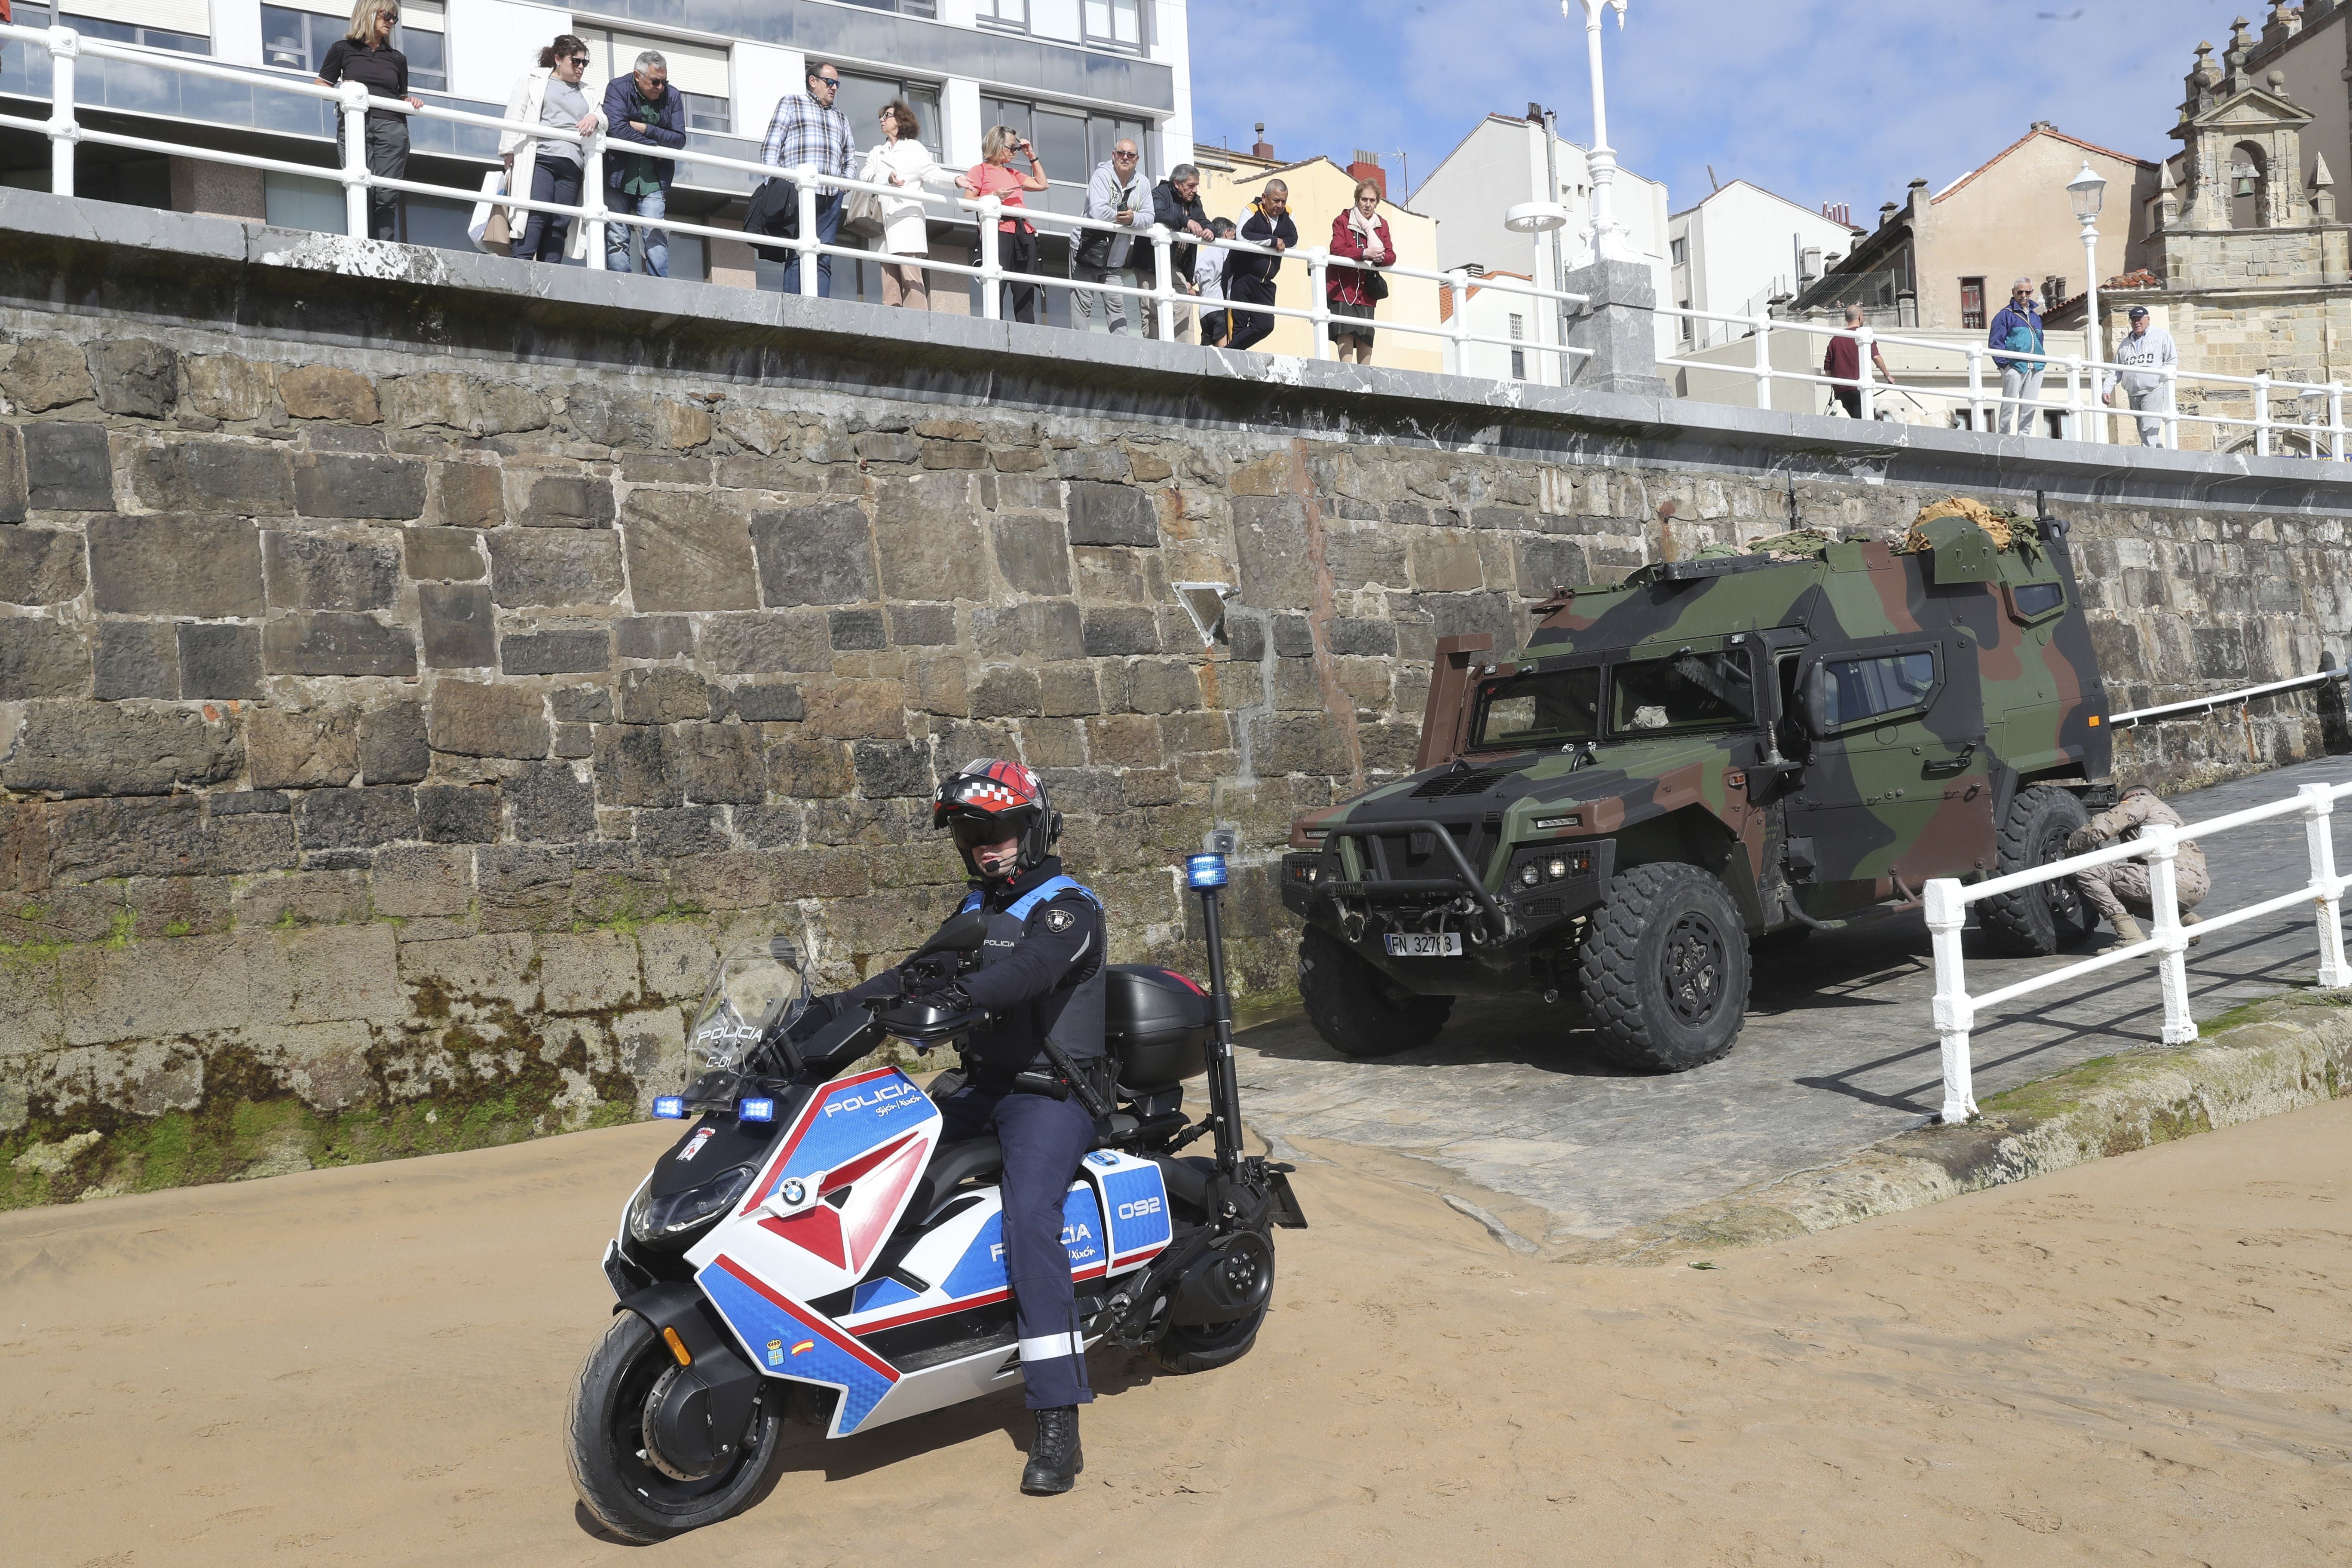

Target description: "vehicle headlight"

left=626, top=1162, right=758, bottom=1248
left=1519, top=864, right=1541, bottom=888
left=1547, top=858, right=1570, bottom=880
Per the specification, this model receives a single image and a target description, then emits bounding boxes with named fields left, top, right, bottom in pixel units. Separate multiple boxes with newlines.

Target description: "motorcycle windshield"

left=686, top=949, right=809, bottom=1077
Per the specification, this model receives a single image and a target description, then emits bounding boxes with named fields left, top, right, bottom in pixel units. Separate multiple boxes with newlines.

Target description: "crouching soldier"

left=2067, top=785, right=2208, bottom=943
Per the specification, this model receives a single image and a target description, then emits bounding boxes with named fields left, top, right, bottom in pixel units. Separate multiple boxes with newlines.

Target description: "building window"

left=1669, top=236, right=1687, bottom=267
left=261, top=0, right=444, bottom=91
left=979, top=0, right=1144, bottom=52
left=60, top=0, right=208, bottom=53
left=577, top=24, right=732, bottom=134
left=1678, top=299, right=1692, bottom=343
left=836, top=70, right=944, bottom=160
left=982, top=94, right=1149, bottom=214
left=1960, top=276, right=1985, bottom=330
left=838, top=0, right=936, bottom=15
left=1509, top=312, right=1526, bottom=380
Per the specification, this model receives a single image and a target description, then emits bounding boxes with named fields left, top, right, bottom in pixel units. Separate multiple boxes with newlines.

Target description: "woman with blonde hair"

left=500, top=34, right=607, bottom=263
left=956, top=124, right=1049, bottom=323
left=314, top=0, right=422, bottom=242
left=1326, top=177, right=1395, bottom=364
left=861, top=99, right=955, bottom=309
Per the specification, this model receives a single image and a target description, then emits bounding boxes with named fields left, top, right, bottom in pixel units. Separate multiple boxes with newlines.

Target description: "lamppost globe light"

left=2067, top=161, right=2107, bottom=222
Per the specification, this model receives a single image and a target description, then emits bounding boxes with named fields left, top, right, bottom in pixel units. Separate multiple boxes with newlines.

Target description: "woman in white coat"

left=500, top=34, right=606, bottom=263
left=859, top=99, right=953, bottom=309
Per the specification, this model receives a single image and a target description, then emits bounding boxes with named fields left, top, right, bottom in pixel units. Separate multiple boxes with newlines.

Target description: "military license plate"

left=1383, top=932, right=1462, bottom=958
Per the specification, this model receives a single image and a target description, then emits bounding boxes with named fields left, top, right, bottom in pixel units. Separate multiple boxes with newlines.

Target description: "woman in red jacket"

left=1327, top=179, right=1394, bottom=364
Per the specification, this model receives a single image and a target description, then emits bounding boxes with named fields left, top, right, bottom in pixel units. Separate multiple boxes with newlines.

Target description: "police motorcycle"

left=566, top=848, right=1305, bottom=1543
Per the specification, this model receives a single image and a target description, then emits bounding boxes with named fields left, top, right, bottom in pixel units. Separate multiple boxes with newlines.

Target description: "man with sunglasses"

left=1073, top=138, right=1146, bottom=337
left=761, top=59, right=856, bottom=296
left=1988, top=275, right=2047, bottom=436
left=787, top=758, right=1109, bottom=1496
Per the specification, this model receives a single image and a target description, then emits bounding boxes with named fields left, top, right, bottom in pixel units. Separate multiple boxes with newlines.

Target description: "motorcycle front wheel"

left=566, top=1311, right=791, bottom=1544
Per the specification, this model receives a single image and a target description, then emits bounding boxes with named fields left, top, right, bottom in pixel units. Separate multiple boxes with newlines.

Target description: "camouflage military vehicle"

left=1280, top=511, right=2113, bottom=1071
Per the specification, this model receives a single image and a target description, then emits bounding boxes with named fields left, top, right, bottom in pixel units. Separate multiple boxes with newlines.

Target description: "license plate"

left=1383, top=932, right=1462, bottom=958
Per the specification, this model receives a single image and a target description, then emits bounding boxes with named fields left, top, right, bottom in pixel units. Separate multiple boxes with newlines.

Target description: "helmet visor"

left=947, top=813, right=1020, bottom=853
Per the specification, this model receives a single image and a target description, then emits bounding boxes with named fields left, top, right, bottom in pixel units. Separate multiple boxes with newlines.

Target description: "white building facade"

left=1411, top=110, right=1672, bottom=383
left=1665, top=181, right=1861, bottom=352
left=0, top=0, right=1191, bottom=300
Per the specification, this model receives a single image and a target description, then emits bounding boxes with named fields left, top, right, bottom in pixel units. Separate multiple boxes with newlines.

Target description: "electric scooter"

left=565, top=847, right=1304, bottom=1543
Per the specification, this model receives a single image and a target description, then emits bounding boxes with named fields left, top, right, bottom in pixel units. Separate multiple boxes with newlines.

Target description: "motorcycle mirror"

left=1801, top=660, right=1832, bottom=741
left=768, top=933, right=799, bottom=966
left=910, top=907, right=989, bottom=962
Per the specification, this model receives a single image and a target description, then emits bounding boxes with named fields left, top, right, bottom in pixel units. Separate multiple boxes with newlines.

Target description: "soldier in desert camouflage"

left=2067, top=785, right=2208, bottom=944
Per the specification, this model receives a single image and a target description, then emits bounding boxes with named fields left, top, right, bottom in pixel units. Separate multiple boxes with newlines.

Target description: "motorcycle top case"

left=1102, top=965, right=1211, bottom=1090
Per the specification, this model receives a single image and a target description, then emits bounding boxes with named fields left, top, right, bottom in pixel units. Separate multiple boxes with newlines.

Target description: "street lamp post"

left=2068, top=160, right=2108, bottom=436
left=1567, top=0, right=1635, bottom=264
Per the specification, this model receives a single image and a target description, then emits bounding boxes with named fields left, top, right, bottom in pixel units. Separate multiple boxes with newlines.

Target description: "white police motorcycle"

left=566, top=851, right=1304, bottom=1542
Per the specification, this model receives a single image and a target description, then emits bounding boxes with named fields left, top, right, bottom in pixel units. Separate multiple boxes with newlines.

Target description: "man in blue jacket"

left=1223, top=181, right=1296, bottom=352
left=601, top=50, right=686, bottom=276
left=1988, top=276, right=2046, bottom=436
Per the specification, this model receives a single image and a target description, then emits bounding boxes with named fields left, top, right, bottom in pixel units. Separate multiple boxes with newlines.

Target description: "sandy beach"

left=6, top=1095, right=2349, bottom=1567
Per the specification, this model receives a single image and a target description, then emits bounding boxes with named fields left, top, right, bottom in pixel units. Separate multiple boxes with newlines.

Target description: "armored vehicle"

left=1280, top=512, right=2113, bottom=1071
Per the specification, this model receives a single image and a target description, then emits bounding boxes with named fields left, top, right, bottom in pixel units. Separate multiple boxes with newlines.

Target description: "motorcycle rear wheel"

left=566, top=1311, right=790, bottom=1544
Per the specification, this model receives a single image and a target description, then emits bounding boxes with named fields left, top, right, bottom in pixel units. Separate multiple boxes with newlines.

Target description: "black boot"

left=1020, top=1404, right=1083, bottom=1495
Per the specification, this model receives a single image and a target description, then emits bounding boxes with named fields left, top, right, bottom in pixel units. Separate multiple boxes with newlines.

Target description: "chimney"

left=1250, top=122, right=1275, bottom=161
left=1347, top=148, right=1388, bottom=200
left=1800, top=245, right=1823, bottom=284
left=1821, top=201, right=1852, bottom=227
left=1876, top=201, right=1896, bottom=228
left=1528, top=101, right=1544, bottom=123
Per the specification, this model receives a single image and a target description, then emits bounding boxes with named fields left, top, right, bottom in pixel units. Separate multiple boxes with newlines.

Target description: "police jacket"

left=834, top=856, right=1107, bottom=1076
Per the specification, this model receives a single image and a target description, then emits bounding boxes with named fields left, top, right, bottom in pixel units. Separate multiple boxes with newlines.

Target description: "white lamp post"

left=2068, top=161, right=2107, bottom=362
left=1567, top=0, right=1636, bottom=264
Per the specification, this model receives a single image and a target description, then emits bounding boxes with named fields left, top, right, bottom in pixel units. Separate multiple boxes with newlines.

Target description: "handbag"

left=843, top=187, right=886, bottom=241
left=1364, top=270, right=1389, bottom=303
left=743, top=175, right=801, bottom=261
left=467, top=170, right=511, bottom=254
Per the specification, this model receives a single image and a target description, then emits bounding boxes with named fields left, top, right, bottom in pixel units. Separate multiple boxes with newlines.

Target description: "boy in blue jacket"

left=1988, top=276, right=2045, bottom=436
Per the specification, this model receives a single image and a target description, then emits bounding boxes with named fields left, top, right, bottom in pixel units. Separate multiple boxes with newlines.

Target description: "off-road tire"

left=566, top=1311, right=790, bottom=1544
left=1298, top=925, right=1453, bottom=1058
left=1980, top=784, right=2095, bottom=956
left=1578, top=863, right=1752, bottom=1073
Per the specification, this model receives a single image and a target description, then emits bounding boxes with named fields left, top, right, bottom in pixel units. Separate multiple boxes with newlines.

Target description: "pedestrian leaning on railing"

left=1223, top=180, right=1295, bottom=353
left=500, top=34, right=604, bottom=265
left=760, top=58, right=855, bottom=297
left=959, top=126, right=1049, bottom=325
left=1072, top=138, right=1147, bottom=337
left=598, top=49, right=683, bottom=278
left=1988, top=276, right=2046, bottom=436
left=1148, top=163, right=1212, bottom=344
left=315, top=0, right=419, bottom=244
left=1326, top=178, right=1393, bottom=366
left=1194, top=216, right=1238, bottom=348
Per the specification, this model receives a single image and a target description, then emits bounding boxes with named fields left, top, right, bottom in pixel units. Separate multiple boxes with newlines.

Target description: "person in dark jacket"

left=1147, top=162, right=1212, bottom=340
left=600, top=49, right=686, bottom=276
left=792, top=759, right=1108, bottom=1497
left=1822, top=302, right=1893, bottom=418
left=315, top=0, right=422, bottom=243
left=1222, top=180, right=1295, bottom=352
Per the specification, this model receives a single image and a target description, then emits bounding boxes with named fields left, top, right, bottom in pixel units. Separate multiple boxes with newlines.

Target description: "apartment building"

left=0, top=0, right=1192, bottom=304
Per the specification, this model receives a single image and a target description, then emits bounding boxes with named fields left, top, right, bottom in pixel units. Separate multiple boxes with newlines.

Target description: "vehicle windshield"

left=1468, top=665, right=1602, bottom=750
left=686, top=944, right=810, bottom=1078
left=1609, top=648, right=1756, bottom=736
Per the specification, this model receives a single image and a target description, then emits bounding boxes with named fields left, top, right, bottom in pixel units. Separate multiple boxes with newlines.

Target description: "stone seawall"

left=5, top=190, right=2352, bottom=1205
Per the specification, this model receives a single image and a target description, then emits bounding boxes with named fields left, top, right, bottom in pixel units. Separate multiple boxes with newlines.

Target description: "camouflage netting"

left=1899, top=496, right=2036, bottom=554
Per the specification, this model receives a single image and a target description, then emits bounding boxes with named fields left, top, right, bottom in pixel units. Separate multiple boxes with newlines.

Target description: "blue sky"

left=1188, top=0, right=2255, bottom=215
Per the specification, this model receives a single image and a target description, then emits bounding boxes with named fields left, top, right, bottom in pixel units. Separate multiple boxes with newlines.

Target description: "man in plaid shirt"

left=762, top=59, right=856, bottom=297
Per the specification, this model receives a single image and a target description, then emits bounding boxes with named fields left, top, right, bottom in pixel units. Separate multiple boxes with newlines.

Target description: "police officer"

left=795, top=758, right=1108, bottom=1495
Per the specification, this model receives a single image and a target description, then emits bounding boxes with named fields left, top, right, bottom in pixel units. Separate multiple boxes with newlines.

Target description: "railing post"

left=1309, top=247, right=1332, bottom=361
left=2164, top=362, right=2181, bottom=450
left=2144, top=826, right=2199, bottom=1044
left=582, top=128, right=607, bottom=272
left=2302, top=783, right=2352, bottom=988
left=1924, top=878, right=1978, bottom=1123
left=2065, top=354, right=2085, bottom=442
left=45, top=26, right=78, bottom=197
left=1444, top=268, right=1469, bottom=376
left=2255, top=371, right=2272, bottom=457
left=1150, top=222, right=1173, bottom=342
left=338, top=80, right=370, bottom=239
left=1966, top=345, right=1986, bottom=433
left=1855, top=325, right=1875, bottom=421
left=2330, top=381, right=2346, bottom=463
left=977, top=195, right=1002, bottom=322
left=1752, top=313, right=1772, bottom=410
left=793, top=164, right=819, bottom=299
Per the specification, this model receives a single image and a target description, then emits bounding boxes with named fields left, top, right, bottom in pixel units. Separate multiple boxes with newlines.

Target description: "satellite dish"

left=1505, top=201, right=1571, bottom=233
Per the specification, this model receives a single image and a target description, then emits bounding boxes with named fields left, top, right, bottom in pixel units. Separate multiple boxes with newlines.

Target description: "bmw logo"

left=779, top=1178, right=807, bottom=1206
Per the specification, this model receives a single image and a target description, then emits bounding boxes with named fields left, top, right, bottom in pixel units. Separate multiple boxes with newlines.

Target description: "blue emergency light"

left=1186, top=852, right=1228, bottom=889
left=738, top=1097, right=777, bottom=1123
left=652, top=1095, right=686, bottom=1119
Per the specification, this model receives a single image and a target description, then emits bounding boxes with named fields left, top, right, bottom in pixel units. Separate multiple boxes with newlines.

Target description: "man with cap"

left=787, top=757, right=1109, bottom=1496
left=2066, top=784, right=2208, bottom=945
left=2103, top=305, right=2179, bottom=447
left=1988, top=276, right=2047, bottom=436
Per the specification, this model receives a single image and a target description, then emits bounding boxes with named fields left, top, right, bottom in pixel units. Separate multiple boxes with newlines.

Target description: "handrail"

left=2109, top=666, right=2351, bottom=729
left=1923, top=777, right=2352, bottom=1124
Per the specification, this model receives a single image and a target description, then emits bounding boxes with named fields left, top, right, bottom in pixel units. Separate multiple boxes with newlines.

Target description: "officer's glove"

left=899, top=950, right=963, bottom=997
left=784, top=993, right=841, bottom=1044
left=2065, top=827, right=2100, bottom=857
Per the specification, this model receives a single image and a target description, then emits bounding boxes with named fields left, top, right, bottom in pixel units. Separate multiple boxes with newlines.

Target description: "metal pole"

left=1444, top=269, right=1470, bottom=376
left=1541, top=107, right=1571, bottom=380
left=1309, top=248, right=1332, bottom=361
left=339, top=81, right=370, bottom=239
left=2065, top=354, right=2084, bottom=442
left=794, top=164, right=819, bottom=299
left=2145, top=826, right=2198, bottom=1045
left=1568, top=0, right=1632, bottom=264
left=977, top=195, right=1003, bottom=321
left=1752, top=313, right=1772, bottom=410
left=2302, top=782, right=2351, bottom=988
left=1855, top=323, right=1875, bottom=421
left=1191, top=870, right=1243, bottom=1175
left=1151, top=221, right=1174, bottom=342
left=46, top=27, right=78, bottom=197
left=2165, top=362, right=2181, bottom=450
left=2255, top=371, right=2272, bottom=456
left=1924, top=879, right=1977, bottom=1123
left=2081, top=215, right=2102, bottom=444
left=2331, top=380, right=2346, bottom=462
left=1967, top=346, right=1986, bottom=433
left=582, top=128, right=607, bottom=271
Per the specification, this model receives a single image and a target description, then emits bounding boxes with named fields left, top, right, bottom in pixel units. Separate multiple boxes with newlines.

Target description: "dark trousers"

left=781, top=191, right=843, bottom=297
left=337, top=114, right=408, bottom=242
left=518, top=157, right=583, bottom=263
left=1832, top=386, right=1862, bottom=419
left=1226, top=281, right=1276, bottom=351
left=937, top=1079, right=1099, bottom=1409
left=993, top=225, right=1041, bottom=324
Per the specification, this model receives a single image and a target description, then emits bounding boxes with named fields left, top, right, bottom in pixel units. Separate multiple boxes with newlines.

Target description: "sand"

left=6, top=1096, right=2351, bottom=1568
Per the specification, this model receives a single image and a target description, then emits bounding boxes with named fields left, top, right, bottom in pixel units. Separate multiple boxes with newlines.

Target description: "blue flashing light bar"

left=738, top=1097, right=777, bottom=1123
left=652, top=1095, right=686, bottom=1119
left=1186, top=852, right=1229, bottom=889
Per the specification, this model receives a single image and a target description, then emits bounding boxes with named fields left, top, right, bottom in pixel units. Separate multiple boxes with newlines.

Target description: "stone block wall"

left=5, top=217, right=2352, bottom=1204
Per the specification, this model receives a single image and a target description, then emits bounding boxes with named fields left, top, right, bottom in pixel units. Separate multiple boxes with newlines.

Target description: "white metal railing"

left=1653, top=303, right=2351, bottom=461
left=2110, top=665, right=2351, bottom=729
left=0, top=21, right=1589, bottom=375
left=1924, top=778, right=2352, bottom=1124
